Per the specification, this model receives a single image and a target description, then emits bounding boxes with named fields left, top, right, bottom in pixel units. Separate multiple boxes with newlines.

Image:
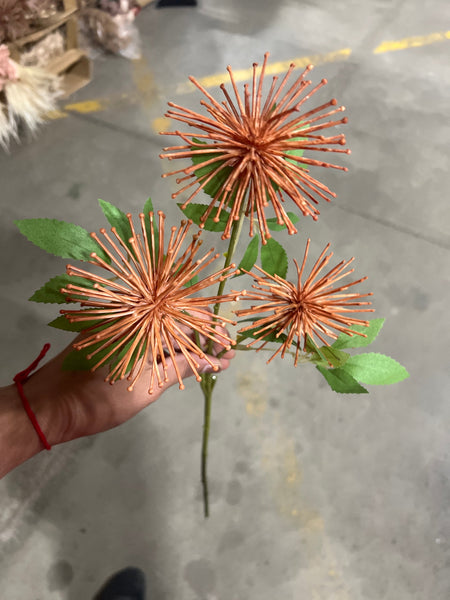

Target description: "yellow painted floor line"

left=46, top=29, right=450, bottom=123
left=64, top=99, right=110, bottom=114
left=46, top=109, right=69, bottom=120
left=176, top=48, right=352, bottom=94
left=374, top=29, right=450, bottom=53
left=47, top=96, right=124, bottom=120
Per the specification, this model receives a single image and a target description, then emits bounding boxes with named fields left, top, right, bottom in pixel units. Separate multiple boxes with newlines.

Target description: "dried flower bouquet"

left=16, top=53, right=408, bottom=516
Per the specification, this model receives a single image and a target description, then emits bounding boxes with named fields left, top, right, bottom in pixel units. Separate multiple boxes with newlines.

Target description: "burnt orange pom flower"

left=235, top=240, right=374, bottom=365
left=59, top=212, right=240, bottom=394
left=160, top=52, right=349, bottom=244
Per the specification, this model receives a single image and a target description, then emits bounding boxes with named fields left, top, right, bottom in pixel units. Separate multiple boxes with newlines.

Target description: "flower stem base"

left=200, top=372, right=216, bottom=518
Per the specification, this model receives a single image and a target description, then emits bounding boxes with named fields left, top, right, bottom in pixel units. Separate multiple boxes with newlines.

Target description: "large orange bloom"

left=60, top=212, right=240, bottom=394
left=160, top=52, right=349, bottom=243
left=236, top=240, right=374, bottom=365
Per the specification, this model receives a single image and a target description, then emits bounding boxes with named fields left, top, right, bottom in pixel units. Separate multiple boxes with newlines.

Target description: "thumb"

left=196, top=353, right=230, bottom=376
left=160, top=352, right=230, bottom=391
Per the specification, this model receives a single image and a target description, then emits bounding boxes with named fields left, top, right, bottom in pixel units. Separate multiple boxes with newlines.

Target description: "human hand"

left=21, top=321, right=235, bottom=447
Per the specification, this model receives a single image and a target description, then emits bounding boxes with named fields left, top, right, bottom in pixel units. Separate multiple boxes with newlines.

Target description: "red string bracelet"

left=13, top=343, right=52, bottom=451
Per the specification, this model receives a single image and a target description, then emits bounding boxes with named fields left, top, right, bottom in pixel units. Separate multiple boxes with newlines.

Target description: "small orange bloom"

left=160, top=52, right=349, bottom=243
left=60, top=212, right=239, bottom=393
left=236, top=240, right=374, bottom=365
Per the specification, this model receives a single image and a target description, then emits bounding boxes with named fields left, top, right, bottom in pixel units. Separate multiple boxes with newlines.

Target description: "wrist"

left=18, top=353, right=83, bottom=446
left=0, top=384, right=45, bottom=478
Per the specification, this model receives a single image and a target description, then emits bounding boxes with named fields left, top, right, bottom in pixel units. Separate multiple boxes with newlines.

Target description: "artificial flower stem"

left=200, top=204, right=247, bottom=517
left=200, top=374, right=214, bottom=517
left=212, top=209, right=246, bottom=320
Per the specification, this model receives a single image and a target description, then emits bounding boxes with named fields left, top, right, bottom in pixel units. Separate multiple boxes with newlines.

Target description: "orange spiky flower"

left=59, top=211, right=240, bottom=394
left=235, top=240, right=374, bottom=365
left=160, top=52, right=350, bottom=244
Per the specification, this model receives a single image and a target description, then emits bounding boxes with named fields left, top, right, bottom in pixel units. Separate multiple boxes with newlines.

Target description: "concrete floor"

left=1, top=1, right=450, bottom=598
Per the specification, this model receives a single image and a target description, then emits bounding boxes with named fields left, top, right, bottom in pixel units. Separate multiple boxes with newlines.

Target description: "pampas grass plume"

left=5, top=62, right=61, bottom=132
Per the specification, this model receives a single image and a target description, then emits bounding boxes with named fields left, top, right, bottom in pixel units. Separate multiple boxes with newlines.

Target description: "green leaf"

left=98, top=199, right=133, bottom=246
left=184, top=274, right=199, bottom=288
left=285, top=136, right=306, bottom=166
left=62, top=329, right=147, bottom=378
left=108, top=333, right=147, bottom=379
left=15, top=219, right=110, bottom=263
left=341, top=353, right=409, bottom=385
left=62, top=344, right=100, bottom=372
left=269, top=134, right=306, bottom=192
left=142, top=198, right=159, bottom=261
left=266, top=212, right=300, bottom=232
left=314, top=346, right=350, bottom=368
left=30, top=274, right=94, bottom=304
left=48, top=315, right=102, bottom=332
left=304, top=335, right=350, bottom=368
left=331, top=319, right=385, bottom=350
left=62, top=327, right=118, bottom=372
left=191, top=139, right=232, bottom=199
left=316, top=366, right=369, bottom=394
left=178, top=203, right=230, bottom=232
left=240, top=325, right=288, bottom=345
left=143, top=197, right=153, bottom=214
left=304, top=335, right=329, bottom=364
left=260, top=237, right=288, bottom=278
left=237, top=235, right=259, bottom=275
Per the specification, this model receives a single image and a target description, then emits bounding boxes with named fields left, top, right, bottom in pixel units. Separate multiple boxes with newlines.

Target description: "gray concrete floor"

left=1, top=1, right=450, bottom=598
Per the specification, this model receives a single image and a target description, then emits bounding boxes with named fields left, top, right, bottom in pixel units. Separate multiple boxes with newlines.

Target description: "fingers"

left=159, top=350, right=232, bottom=392
left=70, top=326, right=235, bottom=398
left=169, top=308, right=236, bottom=357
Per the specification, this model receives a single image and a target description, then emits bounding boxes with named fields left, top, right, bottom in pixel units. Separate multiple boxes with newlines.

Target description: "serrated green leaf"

left=30, top=274, right=94, bottom=304
left=342, top=353, right=409, bottom=385
left=316, top=366, right=369, bottom=394
left=260, top=237, right=288, bottom=278
left=266, top=212, right=300, bottom=232
left=332, top=318, right=385, bottom=350
left=48, top=315, right=102, bottom=331
left=15, top=219, right=110, bottom=263
left=178, top=203, right=230, bottom=232
left=236, top=235, right=259, bottom=275
left=98, top=199, right=133, bottom=247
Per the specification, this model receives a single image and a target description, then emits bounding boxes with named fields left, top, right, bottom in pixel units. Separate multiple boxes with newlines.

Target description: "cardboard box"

left=28, top=0, right=78, bottom=31
left=8, top=17, right=78, bottom=62
left=11, top=13, right=76, bottom=49
left=47, top=48, right=92, bottom=98
left=9, top=17, right=92, bottom=99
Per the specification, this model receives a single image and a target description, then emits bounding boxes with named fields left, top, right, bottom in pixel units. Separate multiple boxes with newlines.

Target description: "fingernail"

left=200, top=362, right=220, bottom=374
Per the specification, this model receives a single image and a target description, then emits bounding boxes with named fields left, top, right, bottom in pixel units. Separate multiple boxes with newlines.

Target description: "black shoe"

left=156, top=0, right=197, bottom=7
left=93, top=567, right=146, bottom=600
